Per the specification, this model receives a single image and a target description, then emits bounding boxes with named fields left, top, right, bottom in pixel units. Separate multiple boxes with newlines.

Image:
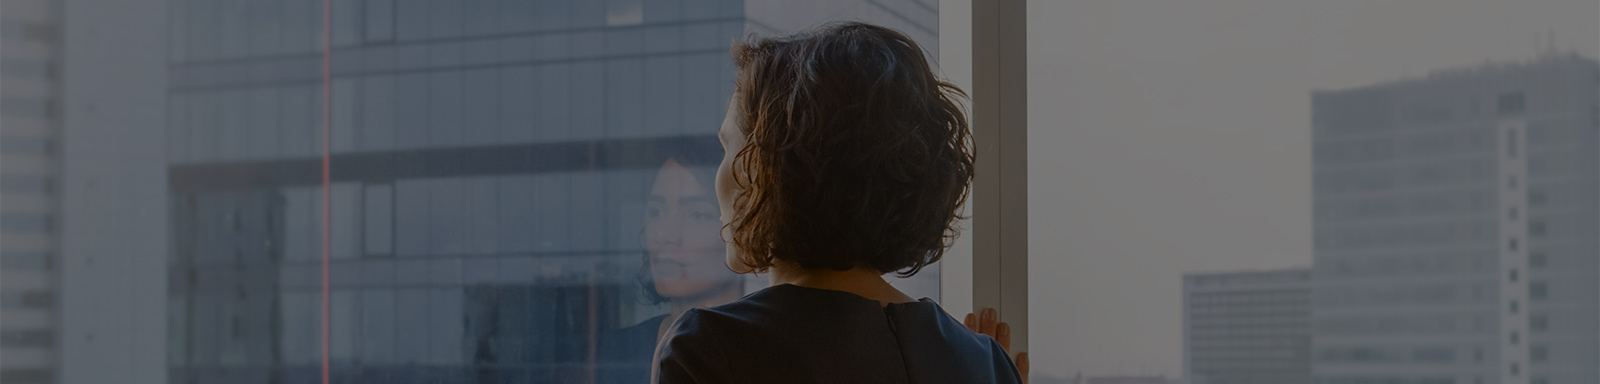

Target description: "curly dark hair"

left=725, top=22, right=974, bottom=277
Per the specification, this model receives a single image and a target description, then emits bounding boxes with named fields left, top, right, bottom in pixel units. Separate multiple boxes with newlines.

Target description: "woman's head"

left=716, top=22, right=974, bottom=277
left=639, top=149, right=742, bottom=303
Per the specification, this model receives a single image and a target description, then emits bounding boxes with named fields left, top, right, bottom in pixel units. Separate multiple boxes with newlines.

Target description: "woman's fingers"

left=1016, top=352, right=1030, bottom=384
left=980, top=307, right=998, bottom=336
left=996, top=322, right=1012, bottom=352
left=965, top=308, right=1027, bottom=383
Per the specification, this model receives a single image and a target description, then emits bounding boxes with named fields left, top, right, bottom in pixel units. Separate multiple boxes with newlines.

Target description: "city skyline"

left=8, top=0, right=1597, bottom=383
left=1027, top=0, right=1598, bottom=377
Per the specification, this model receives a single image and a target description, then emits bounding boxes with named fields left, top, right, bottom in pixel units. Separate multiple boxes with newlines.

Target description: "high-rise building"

left=1, top=0, right=64, bottom=383
left=1311, top=54, right=1599, bottom=384
left=1182, top=268, right=1312, bottom=384
left=139, top=1, right=941, bottom=383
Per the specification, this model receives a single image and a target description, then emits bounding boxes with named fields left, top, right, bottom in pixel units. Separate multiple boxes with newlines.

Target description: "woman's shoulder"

left=651, top=308, right=750, bottom=383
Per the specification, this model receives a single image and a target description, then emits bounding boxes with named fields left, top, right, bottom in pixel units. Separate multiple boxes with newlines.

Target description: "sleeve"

left=988, top=338, right=1025, bottom=384
left=651, top=309, right=735, bottom=384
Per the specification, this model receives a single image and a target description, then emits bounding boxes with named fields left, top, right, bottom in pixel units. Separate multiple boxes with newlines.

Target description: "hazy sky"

left=1024, top=0, right=1598, bottom=378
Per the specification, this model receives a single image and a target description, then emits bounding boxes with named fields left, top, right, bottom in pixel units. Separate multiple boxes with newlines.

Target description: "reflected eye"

left=686, top=203, right=718, bottom=221
left=646, top=205, right=664, bottom=219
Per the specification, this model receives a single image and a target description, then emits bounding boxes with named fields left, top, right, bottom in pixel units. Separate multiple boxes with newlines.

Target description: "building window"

left=0, top=330, right=54, bottom=348
left=1499, top=92, right=1526, bottom=114
left=1530, top=281, right=1547, bottom=300
left=1510, top=300, right=1520, bottom=314
left=1531, top=345, right=1549, bottom=362
left=1529, top=189, right=1547, bottom=206
left=1528, top=220, right=1547, bottom=237
left=1530, top=252, right=1547, bottom=268
left=1508, top=269, right=1519, bottom=282
left=1508, top=237, right=1519, bottom=251
left=1531, top=315, right=1549, bottom=331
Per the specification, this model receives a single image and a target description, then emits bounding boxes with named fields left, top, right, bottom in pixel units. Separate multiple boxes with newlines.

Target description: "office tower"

left=1, top=0, right=63, bottom=383
left=1311, top=54, right=1599, bottom=384
left=150, top=1, right=938, bottom=383
left=1182, top=268, right=1312, bottom=384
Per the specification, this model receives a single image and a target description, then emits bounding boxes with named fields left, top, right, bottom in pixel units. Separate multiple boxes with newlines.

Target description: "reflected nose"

left=649, top=215, right=685, bottom=248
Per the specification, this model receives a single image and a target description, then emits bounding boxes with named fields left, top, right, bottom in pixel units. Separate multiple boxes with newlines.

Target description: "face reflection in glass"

left=645, top=158, right=739, bottom=298
left=715, top=95, right=750, bottom=273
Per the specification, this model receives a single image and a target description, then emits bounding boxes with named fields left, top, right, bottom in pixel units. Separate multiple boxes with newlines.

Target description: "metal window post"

left=970, top=0, right=1029, bottom=356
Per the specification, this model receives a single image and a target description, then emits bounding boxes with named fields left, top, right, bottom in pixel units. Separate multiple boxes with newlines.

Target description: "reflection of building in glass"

left=161, top=1, right=938, bottom=383
left=1, top=0, right=63, bottom=383
left=1182, top=269, right=1311, bottom=384
left=1311, top=55, right=1599, bottom=384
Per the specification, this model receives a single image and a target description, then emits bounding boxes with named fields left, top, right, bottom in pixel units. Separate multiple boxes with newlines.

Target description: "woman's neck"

left=767, top=261, right=917, bottom=306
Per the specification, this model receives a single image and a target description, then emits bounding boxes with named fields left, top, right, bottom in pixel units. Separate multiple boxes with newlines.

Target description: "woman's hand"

left=964, top=308, right=1030, bottom=384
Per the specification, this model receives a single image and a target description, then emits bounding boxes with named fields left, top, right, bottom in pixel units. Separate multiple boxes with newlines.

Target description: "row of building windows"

left=1315, top=127, right=1495, bottom=165
left=1317, top=312, right=1555, bottom=335
left=170, top=0, right=745, bottom=63
left=0, top=330, right=52, bottom=348
left=1186, top=272, right=1308, bottom=287
left=0, top=291, right=52, bottom=310
left=1318, top=183, right=1590, bottom=224
left=1314, top=158, right=1493, bottom=195
left=175, top=169, right=679, bottom=264
left=1315, top=314, right=1461, bottom=335
left=1315, top=221, right=1494, bottom=250
left=0, top=174, right=52, bottom=195
left=1313, top=90, right=1533, bottom=136
left=168, top=54, right=735, bottom=163
left=170, top=284, right=643, bottom=369
left=1188, top=290, right=1306, bottom=303
left=1316, top=120, right=1588, bottom=168
left=0, top=252, right=52, bottom=271
left=1189, top=326, right=1310, bottom=340
left=1317, top=346, right=1468, bottom=363
left=1189, top=336, right=1307, bottom=349
left=1316, top=283, right=1475, bottom=307
left=1315, top=189, right=1493, bottom=221
left=1317, top=252, right=1495, bottom=277
left=0, top=213, right=52, bottom=234
left=0, top=96, right=58, bottom=119
left=1317, top=345, right=1561, bottom=369
left=1315, top=376, right=1462, bottom=384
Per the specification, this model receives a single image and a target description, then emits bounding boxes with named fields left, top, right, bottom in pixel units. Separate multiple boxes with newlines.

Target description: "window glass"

left=1029, top=1, right=1598, bottom=383
left=18, top=1, right=948, bottom=383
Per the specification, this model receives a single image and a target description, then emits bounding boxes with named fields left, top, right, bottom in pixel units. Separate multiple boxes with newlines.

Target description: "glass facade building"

left=158, top=1, right=939, bottom=383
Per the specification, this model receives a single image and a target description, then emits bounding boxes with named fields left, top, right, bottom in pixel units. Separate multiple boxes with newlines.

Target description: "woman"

left=651, top=22, right=1025, bottom=383
left=596, top=151, right=747, bottom=384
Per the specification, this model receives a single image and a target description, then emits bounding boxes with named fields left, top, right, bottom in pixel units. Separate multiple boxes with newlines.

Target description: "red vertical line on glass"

left=319, top=0, right=332, bottom=383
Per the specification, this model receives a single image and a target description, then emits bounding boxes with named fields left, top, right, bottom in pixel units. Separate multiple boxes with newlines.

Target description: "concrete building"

left=1183, top=268, right=1312, bottom=384
left=1, top=0, right=64, bottom=383
left=1311, top=54, right=1599, bottom=384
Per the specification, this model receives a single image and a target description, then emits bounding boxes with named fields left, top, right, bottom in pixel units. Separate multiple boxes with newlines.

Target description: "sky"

left=1022, top=0, right=1598, bottom=378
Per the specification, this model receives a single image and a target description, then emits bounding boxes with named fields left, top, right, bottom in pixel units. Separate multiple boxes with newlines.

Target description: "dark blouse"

left=596, top=314, right=667, bottom=384
left=652, top=284, right=1024, bottom=384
